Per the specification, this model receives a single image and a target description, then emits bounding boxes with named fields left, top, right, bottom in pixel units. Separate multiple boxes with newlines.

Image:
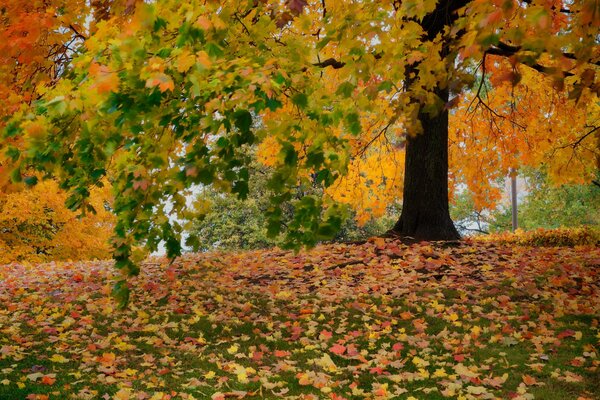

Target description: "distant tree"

left=450, top=190, right=492, bottom=236
left=489, top=169, right=600, bottom=233
left=189, top=163, right=396, bottom=251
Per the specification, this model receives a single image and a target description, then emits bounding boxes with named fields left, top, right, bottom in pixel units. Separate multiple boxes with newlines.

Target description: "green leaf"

left=3, top=121, right=20, bottom=138
left=306, top=150, right=325, bottom=168
left=154, top=17, right=167, bottom=32
left=336, top=82, right=355, bottom=98
left=9, top=167, right=22, bottom=183
left=112, top=280, right=130, bottom=309
left=45, top=96, right=67, bottom=115
left=292, top=93, right=308, bottom=108
left=24, top=175, right=38, bottom=186
left=205, top=42, right=224, bottom=58
left=345, top=112, right=361, bottom=135
left=233, top=109, right=253, bottom=133
left=5, top=146, right=20, bottom=161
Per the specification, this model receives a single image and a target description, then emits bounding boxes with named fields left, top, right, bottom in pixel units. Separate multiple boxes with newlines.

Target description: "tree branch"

left=486, top=41, right=600, bottom=78
left=69, top=25, right=87, bottom=41
left=557, top=125, right=600, bottom=150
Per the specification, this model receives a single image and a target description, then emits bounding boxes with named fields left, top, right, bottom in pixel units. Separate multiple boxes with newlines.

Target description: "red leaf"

left=274, top=350, right=291, bottom=358
left=329, top=343, right=347, bottom=355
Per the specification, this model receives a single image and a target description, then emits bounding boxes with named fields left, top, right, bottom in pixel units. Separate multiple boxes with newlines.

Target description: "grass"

left=0, top=238, right=599, bottom=399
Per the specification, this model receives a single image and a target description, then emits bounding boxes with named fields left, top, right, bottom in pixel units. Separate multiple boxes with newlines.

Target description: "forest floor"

left=0, top=238, right=599, bottom=400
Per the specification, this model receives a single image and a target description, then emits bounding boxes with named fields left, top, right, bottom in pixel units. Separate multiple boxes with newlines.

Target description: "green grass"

left=1, top=240, right=599, bottom=399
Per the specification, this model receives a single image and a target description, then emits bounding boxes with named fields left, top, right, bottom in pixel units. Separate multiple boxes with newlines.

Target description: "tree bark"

left=392, top=86, right=460, bottom=241
left=389, top=0, right=463, bottom=241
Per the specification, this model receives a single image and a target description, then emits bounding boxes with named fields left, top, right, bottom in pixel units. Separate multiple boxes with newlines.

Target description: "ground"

left=0, top=238, right=599, bottom=400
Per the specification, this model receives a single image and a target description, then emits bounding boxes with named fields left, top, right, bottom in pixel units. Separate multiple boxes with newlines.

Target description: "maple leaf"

left=287, top=0, right=308, bottom=15
left=41, top=375, right=56, bottom=385
left=146, top=73, right=175, bottom=92
left=89, top=62, right=119, bottom=93
left=329, top=343, right=346, bottom=355
left=274, top=350, right=291, bottom=357
left=97, top=352, right=116, bottom=366
left=49, top=354, right=70, bottom=363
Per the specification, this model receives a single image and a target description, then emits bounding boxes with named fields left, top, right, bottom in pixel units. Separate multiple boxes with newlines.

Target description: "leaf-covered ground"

left=1, top=239, right=599, bottom=400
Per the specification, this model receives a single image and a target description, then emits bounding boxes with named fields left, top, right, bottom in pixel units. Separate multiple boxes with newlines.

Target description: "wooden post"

left=510, top=169, right=518, bottom=232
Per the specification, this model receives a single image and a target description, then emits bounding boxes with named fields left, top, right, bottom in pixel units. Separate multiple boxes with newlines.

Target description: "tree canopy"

left=1, top=0, right=599, bottom=302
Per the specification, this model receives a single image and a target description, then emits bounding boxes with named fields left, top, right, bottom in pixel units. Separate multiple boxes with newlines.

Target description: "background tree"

left=189, top=162, right=396, bottom=251
left=489, top=168, right=600, bottom=233
left=0, top=179, right=113, bottom=263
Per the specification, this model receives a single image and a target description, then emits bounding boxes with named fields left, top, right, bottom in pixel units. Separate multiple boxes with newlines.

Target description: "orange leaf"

left=523, top=374, right=537, bottom=386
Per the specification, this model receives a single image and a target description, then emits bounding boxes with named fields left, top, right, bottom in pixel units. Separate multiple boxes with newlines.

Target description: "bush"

left=478, top=227, right=600, bottom=247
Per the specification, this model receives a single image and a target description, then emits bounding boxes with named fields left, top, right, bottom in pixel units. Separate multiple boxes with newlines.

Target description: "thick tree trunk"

left=392, top=86, right=460, bottom=241
left=389, top=0, right=464, bottom=241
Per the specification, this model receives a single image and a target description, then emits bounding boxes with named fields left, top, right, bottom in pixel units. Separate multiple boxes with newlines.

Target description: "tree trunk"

left=392, top=86, right=460, bottom=241
left=389, top=0, right=464, bottom=241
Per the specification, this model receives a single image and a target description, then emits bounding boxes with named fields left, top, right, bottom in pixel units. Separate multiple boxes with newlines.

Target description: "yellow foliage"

left=476, top=227, right=600, bottom=247
left=0, top=180, right=114, bottom=264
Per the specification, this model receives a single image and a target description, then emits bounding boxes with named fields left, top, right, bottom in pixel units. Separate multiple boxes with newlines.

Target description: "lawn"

left=0, top=238, right=598, bottom=399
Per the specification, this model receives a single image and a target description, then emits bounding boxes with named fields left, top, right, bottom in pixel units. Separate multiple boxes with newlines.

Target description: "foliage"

left=480, top=227, right=600, bottom=247
left=1, top=0, right=599, bottom=298
left=449, top=67, right=600, bottom=211
left=452, top=168, right=600, bottom=235
left=190, top=165, right=281, bottom=251
left=190, top=164, right=396, bottom=251
left=450, top=190, right=493, bottom=235
left=0, top=0, right=129, bottom=264
left=0, top=180, right=114, bottom=264
left=1, top=239, right=599, bottom=399
left=489, top=170, right=600, bottom=233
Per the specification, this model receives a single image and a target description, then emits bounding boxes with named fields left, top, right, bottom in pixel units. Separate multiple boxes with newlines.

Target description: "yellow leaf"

left=197, top=51, right=212, bottom=69
left=176, top=50, right=196, bottom=73
left=204, top=371, right=216, bottom=379
left=49, top=354, right=69, bottom=363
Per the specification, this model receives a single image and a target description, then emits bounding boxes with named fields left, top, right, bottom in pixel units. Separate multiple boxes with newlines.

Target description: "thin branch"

left=557, top=125, right=600, bottom=149
left=354, top=119, right=395, bottom=158
left=310, top=53, right=383, bottom=70
left=69, top=24, right=87, bottom=41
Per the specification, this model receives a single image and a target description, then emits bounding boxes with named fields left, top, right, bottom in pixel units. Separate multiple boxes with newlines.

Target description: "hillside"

left=1, top=238, right=599, bottom=399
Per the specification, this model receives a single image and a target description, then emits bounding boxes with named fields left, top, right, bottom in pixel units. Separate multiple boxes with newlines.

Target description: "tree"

left=489, top=168, right=600, bottom=233
left=0, top=0, right=136, bottom=262
left=189, top=161, right=396, bottom=251
left=0, top=179, right=114, bottom=263
left=1, top=1, right=599, bottom=300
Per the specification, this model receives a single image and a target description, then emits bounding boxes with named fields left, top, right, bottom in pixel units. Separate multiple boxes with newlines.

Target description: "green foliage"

left=190, top=164, right=281, bottom=252
left=189, top=163, right=394, bottom=251
left=452, top=168, right=600, bottom=236
left=489, top=169, right=600, bottom=233
left=450, top=190, right=491, bottom=235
